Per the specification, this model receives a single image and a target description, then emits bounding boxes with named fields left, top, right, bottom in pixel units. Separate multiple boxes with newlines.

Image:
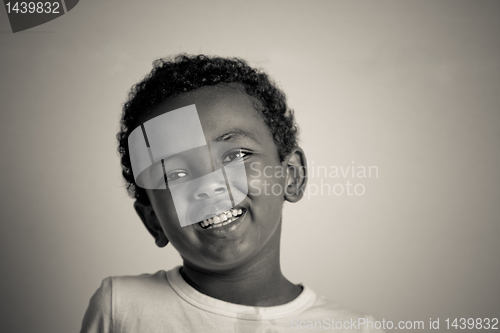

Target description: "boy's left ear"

left=282, top=146, right=307, bottom=203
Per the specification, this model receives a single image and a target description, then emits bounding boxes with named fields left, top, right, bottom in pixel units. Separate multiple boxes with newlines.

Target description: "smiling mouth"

left=198, top=208, right=246, bottom=230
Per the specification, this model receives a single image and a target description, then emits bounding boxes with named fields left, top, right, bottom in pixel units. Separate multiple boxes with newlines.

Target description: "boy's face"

left=141, top=87, right=290, bottom=269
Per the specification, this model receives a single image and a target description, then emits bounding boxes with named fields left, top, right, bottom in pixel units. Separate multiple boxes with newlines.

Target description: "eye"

left=165, top=169, right=188, bottom=182
left=222, top=150, right=250, bottom=165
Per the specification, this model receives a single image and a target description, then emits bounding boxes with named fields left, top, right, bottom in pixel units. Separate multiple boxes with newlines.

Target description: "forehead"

left=140, top=86, right=266, bottom=140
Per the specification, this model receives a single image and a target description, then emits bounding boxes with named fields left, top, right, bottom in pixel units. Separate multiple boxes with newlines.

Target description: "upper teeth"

left=201, top=209, right=243, bottom=227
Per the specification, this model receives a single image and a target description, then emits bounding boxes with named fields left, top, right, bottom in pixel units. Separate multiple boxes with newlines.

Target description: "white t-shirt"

left=81, top=266, right=385, bottom=332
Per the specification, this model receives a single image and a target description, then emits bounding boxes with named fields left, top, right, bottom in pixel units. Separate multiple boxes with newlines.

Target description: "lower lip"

left=195, top=209, right=247, bottom=236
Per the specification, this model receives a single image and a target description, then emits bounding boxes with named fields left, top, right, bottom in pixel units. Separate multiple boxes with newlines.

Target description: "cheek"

left=246, top=163, right=286, bottom=197
left=150, top=191, right=177, bottom=217
left=148, top=190, right=186, bottom=236
left=157, top=209, right=199, bottom=252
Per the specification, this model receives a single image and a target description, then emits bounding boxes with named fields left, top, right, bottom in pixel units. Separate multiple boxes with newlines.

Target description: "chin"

left=191, top=247, right=256, bottom=272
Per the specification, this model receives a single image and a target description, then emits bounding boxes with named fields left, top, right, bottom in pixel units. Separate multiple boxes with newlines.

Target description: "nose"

left=194, top=183, right=227, bottom=200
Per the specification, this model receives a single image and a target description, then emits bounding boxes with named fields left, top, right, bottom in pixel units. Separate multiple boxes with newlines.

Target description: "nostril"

left=195, top=187, right=226, bottom=199
left=214, top=187, right=226, bottom=195
left=196, top=193, right=210, bottom=199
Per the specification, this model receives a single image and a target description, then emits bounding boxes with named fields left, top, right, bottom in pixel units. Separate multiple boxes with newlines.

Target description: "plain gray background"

left=1, top=1, right=499, bottom=332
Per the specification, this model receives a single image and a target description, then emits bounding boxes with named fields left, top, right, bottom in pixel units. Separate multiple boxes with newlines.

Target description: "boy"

left=81, top=54, right=384, bottom=332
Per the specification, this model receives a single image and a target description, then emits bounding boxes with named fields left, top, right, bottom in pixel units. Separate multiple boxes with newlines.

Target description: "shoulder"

left=80, top=270, right=173, bottom=333
left=299, top=289, right=386, bottom=332
left=109, top=270, right=169, bottom=295
left=106, top=270, right=178, bottom=312
left=306, top=292, right=366, bottom=319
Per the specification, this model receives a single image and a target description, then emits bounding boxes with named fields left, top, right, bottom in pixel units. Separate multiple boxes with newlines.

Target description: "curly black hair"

left=117, top=54, right=299, bottom=206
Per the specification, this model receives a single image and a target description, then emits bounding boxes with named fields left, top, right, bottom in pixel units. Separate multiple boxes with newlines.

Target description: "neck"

left=180, top=223, right=302, bottom=306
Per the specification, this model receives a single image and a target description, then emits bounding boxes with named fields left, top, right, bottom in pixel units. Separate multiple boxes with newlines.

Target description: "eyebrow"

left=215, top=130, right=257, bottom=142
